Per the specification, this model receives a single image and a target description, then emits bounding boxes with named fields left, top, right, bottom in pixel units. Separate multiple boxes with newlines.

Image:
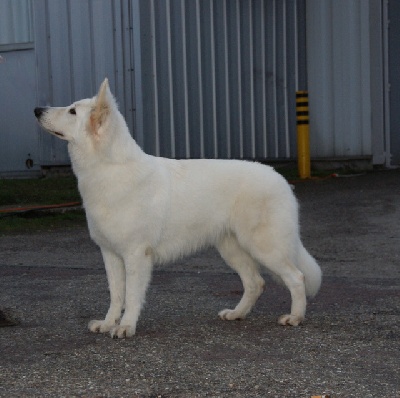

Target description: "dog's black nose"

left=34, top=107, right=45, bottom=118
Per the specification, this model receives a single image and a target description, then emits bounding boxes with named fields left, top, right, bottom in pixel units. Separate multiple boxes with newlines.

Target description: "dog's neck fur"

left=69, top=110, right=144, bottom=171
left=68, top=124, right=149, bottom=211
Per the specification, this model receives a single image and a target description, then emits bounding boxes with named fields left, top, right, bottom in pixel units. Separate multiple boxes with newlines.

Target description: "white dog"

left=34, top=79, right=321, bottom=338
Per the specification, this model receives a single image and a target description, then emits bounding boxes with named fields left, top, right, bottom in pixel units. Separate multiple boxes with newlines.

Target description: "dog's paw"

left=278, top=314, right=304, bottom=326
left=88, top=319, right=116, bottom=334
left=110, top=325, right=135, bottom=339
left=218, top=309, right=245, bottom=321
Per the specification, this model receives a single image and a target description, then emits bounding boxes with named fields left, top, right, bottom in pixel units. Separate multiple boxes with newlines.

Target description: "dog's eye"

left=69, top=108, right=76, bottom=115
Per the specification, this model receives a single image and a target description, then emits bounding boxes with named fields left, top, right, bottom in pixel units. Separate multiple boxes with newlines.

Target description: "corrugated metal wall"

left=138, top=0, right=303, bottom=159
left=306, top=0, right=383, bottom=162
left=34, top=0, right=304, bottom=165
left=388, top=0, right=400, bottom=164
left=0, top=49, right=37, bottom=176
left=3, top=0, right=399, bottom=175
left=34, top=0, right=136, bottom=165
left=0, top=0, right=37, bottom=176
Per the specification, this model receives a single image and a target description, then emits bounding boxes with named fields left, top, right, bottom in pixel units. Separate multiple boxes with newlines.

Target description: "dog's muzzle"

left=34, top=107, right=47, bottom=119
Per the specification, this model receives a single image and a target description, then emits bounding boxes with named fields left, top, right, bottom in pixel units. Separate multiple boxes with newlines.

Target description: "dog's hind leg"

left=216, top=235, right=265, bottom=321
left=110, top=246, right=153, bottom=338
left=89, top=248, right=125, bottom=334
left=250, top=246, right=307, bottom=326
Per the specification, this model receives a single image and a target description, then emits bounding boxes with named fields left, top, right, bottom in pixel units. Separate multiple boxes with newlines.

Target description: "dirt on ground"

left=0, top=170, right=399, bottom=397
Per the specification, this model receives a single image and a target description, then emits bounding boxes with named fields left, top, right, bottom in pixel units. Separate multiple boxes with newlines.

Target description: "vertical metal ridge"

left=283, top=0, right=290, bottom=157
left=210, top=0, right=218, bottom=158
left=43, top=0, right=53, bottom=160
left=236, top=0, right=243, bottom=158
left=88, top=0, right=96, bottom=93
left=150, top=0, right=160, bottom=156
left=44, top=0, right=53, bottom=105
left=248, top=0, right=255, bottom=159
left=111, top=0, right=120, bottom=99
left=119, top=1, right=127, bottom=112
left=294, top=0, right=299, bottom=91
left=127, top=0, right=135, bottom=136
left=66, top=0, right=74, bottom=102
left=382, top=0, right=391, bottom=166
left=260, top=0, right=267, bottom=158
left=196, top=0, right=204, bottom=157
left=272, top=0, right=279, bottom=158
left=131, top=0, right=144, bottom=146
left=180, top=0, right=190, bottom=158
left=111, top=0, right=118, bottom=93
left=223, top=0, right=231, bottom=158
left=165, top=0, right=175, bottom=158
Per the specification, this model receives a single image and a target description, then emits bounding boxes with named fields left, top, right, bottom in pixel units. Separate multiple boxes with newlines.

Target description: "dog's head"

left=34, top=78, right=117, bottom=144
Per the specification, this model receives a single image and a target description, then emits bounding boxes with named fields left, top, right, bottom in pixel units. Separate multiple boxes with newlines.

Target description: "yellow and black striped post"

left=296, top=91, right=311, bottom=179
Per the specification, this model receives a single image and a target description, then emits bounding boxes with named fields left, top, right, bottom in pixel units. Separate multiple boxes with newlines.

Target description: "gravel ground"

left=0, top=170, right=399, bottom=397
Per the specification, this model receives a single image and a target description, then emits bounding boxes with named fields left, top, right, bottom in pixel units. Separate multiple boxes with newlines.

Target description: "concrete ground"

left=0, top=170, right=399, bottom=397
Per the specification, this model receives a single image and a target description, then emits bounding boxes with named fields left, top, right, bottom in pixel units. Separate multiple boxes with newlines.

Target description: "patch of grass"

left=0, top=177, right=85, bottom=234
left=0, top=210, right=86, bottom=235
left=0, top=176, right=81, bottom=207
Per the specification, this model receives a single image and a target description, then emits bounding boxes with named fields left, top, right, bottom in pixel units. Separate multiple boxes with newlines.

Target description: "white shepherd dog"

left=34, top=79, right=321, bottom=338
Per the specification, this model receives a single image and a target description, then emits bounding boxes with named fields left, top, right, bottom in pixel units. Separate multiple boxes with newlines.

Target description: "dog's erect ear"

left=88, top=78, right=114, bottom=136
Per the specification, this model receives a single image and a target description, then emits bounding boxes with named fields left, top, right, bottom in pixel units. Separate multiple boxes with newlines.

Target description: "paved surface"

left=0, top=170, right=399, bottom=397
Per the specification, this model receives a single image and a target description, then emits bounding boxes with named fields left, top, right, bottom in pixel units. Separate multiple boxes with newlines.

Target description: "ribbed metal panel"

left=0, top=50, right=37, bottom=175
left=33, top=0, right=303, bottom=165
left=138, top=0, right=302, bottom=160
left=5, top=0, right=398, bottom=174
left=34, top=0, right=135, bottom=165
left=306, top=0, right=380, bottom=161
left=0, top=0, right=37, bottom=176
left=388, top=0, right=400, bottom=164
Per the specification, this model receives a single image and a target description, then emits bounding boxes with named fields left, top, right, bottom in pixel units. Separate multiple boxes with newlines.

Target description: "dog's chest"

left=82, top=188, right=161, bottom=253
left=84, top=201, right=115, bottom=244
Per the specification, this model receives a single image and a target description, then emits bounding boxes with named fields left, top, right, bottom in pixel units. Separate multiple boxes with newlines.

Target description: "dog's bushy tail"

left=297, top=244, right=322, bottom=297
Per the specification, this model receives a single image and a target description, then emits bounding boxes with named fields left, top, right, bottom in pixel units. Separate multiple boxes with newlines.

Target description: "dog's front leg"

left=88, top=248, right=125, bottom=334
left=110, top=247, right=153, bottom=339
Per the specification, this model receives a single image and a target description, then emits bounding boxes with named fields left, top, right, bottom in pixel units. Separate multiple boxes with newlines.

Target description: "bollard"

left=296, top=91, right=311, bottom=179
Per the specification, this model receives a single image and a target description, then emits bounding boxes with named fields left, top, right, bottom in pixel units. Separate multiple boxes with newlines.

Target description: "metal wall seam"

left=260, top=0, right=267, bottom=158
left=360, top=2, right=371, bottom=156
left=383, top=0, right=391, bottom=166
left=88, top=0, right=96, bottom=95
left=165, top=0, right=175, bottom=158
left=125, top=0, right=136, bottom=137
left=282, top=0, right=290, bottom=158
left=45, top=0, right=53, bottom=105
left=180, top=0, right=190, bottom=158
left=149, top=0, right=160, bottom=156
left=47, top=0, right=71, bottom=161
left=210, top=0, right=218, bottom=158
left=195, top=0, right=204, bottom=158
left=111, top=0, right=119, bottom=101
left=294, top=0, right=299, bottom=91
left=272, top=0, right=279, bottom=158
left=131, top=0, right=144, bottom=146
left=66, top=0, right=74, bottom=102
left=222, top=0, right=231, bottom=158
left=236, top=0, right=243, bottom=158
left=248, top=0, right=256, bottom=159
